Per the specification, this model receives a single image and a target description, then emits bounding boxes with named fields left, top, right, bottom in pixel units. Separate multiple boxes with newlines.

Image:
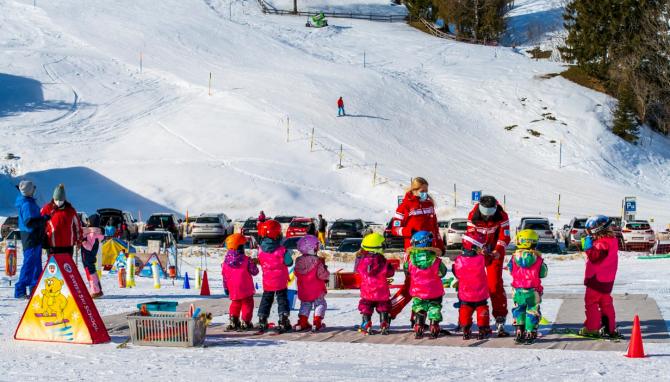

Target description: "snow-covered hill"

left=1, top=0, right=669, bottom=225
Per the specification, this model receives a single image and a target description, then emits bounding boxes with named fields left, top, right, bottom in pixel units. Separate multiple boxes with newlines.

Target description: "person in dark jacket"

left=317, top=214, right=327, bottom=246
left=14, top=180, right=47, bottom=298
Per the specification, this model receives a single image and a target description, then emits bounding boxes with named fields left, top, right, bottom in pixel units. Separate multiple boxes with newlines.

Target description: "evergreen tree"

left=612, top=87, right=640, bottom=143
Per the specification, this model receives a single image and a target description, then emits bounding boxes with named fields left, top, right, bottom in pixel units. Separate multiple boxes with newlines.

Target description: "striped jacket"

left=391, top=192, right=443, bottom=250
left=467, top=203, right=510, bottom=255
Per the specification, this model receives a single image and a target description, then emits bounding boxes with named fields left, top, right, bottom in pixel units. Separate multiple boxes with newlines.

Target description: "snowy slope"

left=0, top=0, right=669, bottom=227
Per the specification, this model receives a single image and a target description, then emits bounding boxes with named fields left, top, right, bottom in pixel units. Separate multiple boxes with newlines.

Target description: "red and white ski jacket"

left=467, top=203, right=510, bottom=255
left=41, top=201, right=82, bottom=249
left=391, top=192, right=444, bottom=250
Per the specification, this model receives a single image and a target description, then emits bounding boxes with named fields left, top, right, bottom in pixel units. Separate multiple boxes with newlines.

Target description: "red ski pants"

left=584, top=287, right=616, bottom=332
left=229, top=296, right=254, bottom=323
left=486, top=256, right=508, bottom=319
left=459, top=302, right=490, bottom=329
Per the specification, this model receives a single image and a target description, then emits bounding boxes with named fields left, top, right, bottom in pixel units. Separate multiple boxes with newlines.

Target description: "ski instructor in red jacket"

left=391, top=177, right=444, bottom=252
left=41, top=184, right=82, bottom=256
left=467, top=195, right=511, bottom=336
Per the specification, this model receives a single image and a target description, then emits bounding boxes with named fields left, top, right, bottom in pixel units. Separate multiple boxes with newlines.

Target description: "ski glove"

left=581, top=236, right=593, bottom=251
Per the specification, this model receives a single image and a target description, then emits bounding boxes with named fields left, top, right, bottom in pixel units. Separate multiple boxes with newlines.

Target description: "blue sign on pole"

left=471, top=191, right=482, bottom=204
left=625, top=200, right=636, bottom=213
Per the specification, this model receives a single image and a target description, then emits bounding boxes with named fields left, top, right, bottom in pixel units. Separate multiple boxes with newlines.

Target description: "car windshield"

left=451, top=221, right=467, bottom=230
left=243, top=219, right=257, bottom=229
left=337, top=240, right=361, bottom=252
left=275, top=216, right=295, bottom=223
left=282, top=237, right=300, bottom=250
left=626, top=222, right=651, bottom=230
left=290, top=220, right=311, bottom=228
left=525, top=221, right=551, bottom=231
left=148, top=216, right=172, bottom=226
left=331, top=221, right=358, bottom=231
left=196, top=217, right=219, bottom=224
left=573, top=219, right=587, bottom=229
left=6, top=231, right=20, bottom=241
left=438, top=222, right=449, bottom=228
left=134, top=233, right=169, bottom=246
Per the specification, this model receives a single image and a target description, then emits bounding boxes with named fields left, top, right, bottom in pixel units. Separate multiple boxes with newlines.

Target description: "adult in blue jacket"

left=14, top=180, right=47, bottom=298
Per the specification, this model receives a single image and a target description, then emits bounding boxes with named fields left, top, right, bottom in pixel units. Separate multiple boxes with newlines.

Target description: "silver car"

left=518, top=218, right=555, bottom=241
left=191, top=213, right=233, bottom=243
left=439, top=218, right=468, bottom=249
left=562, top=217, right=588, bottom=250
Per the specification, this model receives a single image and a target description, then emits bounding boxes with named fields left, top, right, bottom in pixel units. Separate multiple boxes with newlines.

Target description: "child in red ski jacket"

left=222, top=234, right=259, bottom=331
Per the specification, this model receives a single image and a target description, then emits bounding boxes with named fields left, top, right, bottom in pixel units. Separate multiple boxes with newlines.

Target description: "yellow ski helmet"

left=361, top=233, right=385, bottom=254
left=516, top=229, right=539, bottom=249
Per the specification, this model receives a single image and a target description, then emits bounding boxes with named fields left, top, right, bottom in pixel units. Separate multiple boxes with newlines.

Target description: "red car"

left=286, top=217, right=316, bottom=238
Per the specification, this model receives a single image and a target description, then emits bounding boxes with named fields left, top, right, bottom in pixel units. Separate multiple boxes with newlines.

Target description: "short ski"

left=44, top=319, right=69, bottom=326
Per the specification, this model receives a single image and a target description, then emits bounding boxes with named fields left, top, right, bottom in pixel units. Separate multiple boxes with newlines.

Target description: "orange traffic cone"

left=200, top=270, right=211, bottom=296
left=625, top=314, right=646, bottom=358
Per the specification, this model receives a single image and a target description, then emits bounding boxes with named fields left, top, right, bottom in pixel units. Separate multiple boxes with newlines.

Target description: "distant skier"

left=337, top=96, right=345, bottom=116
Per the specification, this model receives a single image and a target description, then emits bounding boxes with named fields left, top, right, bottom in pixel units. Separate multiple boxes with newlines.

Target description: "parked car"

left=77, top=212, right=90, bottom=227
left=439, top=218, right=468, bottom=249
left=327, top=219, right=367, bottom=248
left=608, top=216, right=625, bottom=246
left=274, top=215, right=296, bottom=235
left=133, top=231, right=178, bottom=249
left=518, top=217, right=555, bottom=241
left=281, top=236, right=302, bottom=252
left=562, top=217, right=588, bottom=250
left=96, top=208, right=139, bottom=239
left=241, top=218, right=260, bottom=239
left=535, top=240, right=564, bottom=254
left=336, top=238, right=362, bottom=253
left=145, top=213, right=182, bottom=241
left=383, top=219, right=405, bottom=250
left=191, top=213, right=233, bottom=243
left=622, top=220, right=655, bottom=251
left=286, top=217, right=316, bottom=238
left=1, top=216, right=18, bottom=240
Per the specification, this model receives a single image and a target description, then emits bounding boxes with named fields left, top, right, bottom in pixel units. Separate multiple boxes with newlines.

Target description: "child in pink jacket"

left=293, top=235, right=330, bottom=332
left=355, top=233, right=395, bottom=335
left=453, top=230, right=491, bottom=340
left=222, top=234, right=259, bottom=331
left=580, top=215, right=621, bottom=339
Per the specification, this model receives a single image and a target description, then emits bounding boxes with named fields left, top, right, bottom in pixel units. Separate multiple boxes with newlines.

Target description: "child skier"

left=355, top=233, right=395, bottom=335
left=257, top=219, right=293, bottom=333
left=293, top=235, right=330, bottom=332
left=403, top=231, right=448, bottom=339
left=579, top=215, right=622, bottom=339
left=508, top=229, right=548, bottom=344
left=453, top=230, right=491, bottom=340
left=222, top=233, right=259, bottom=331
left=81, top=214, right=105, bottom=298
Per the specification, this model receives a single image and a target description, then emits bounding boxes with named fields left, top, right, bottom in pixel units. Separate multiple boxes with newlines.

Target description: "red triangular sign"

left=14, top=255, right=110, bottom=344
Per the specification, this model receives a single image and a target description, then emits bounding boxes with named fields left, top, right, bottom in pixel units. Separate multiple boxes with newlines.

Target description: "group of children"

left=220, top=215, right=620, bottom=343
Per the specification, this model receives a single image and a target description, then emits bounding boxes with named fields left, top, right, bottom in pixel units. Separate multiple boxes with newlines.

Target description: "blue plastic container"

left=136, top=301, right=178, bottom=312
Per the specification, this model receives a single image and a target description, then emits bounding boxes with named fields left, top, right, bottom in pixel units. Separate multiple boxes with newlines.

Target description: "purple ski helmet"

left=297, top=235, right=320, bottom=255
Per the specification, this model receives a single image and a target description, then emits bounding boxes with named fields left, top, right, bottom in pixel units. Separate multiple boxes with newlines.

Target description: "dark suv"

left=1, top=216, right=18, bottom=240
left=146, top=213, right=181, bottom=241
left=383, top=219, right=405, bottom=250
left=327, top=219, right=367, bottom=248
left=95, top=208, right=139, bottom=239
left=241, top=218, right=260, bottom=239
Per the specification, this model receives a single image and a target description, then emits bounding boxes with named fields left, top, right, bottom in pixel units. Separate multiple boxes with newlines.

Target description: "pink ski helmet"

left=297, top=235, right=320, bottom=255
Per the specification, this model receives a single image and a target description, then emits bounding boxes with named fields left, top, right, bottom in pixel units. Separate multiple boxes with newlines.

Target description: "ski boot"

left=429, top=320, right=441, bottom=339
left=380, top=312, right=391, bottom=335
left=359, top=314, right=373, bottom=335
left=293, top=314, right=312, bottom=332
left=313, top=316, right=325, bottom=332
left=256, top=317, right=269, bottom=333
left=477, top=326, right=492, bottom=340
left=241, top=320, right=254, bottom=331
left=524, top=330, right=538, bottom=345
left=495, top=317, right=510, bottom=337
left=599, top=316, right=624, bottom=340
left=462, top=325, right=472, bottom=340
left=226, top=315, right=241, bottom=332
left=275, top=314, right=292, bottom=334
left=578, top=327, right=601, bottom=338
left=414, top=312, right=427, bottom=339
left=514, top=325, right=526, bottom=344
